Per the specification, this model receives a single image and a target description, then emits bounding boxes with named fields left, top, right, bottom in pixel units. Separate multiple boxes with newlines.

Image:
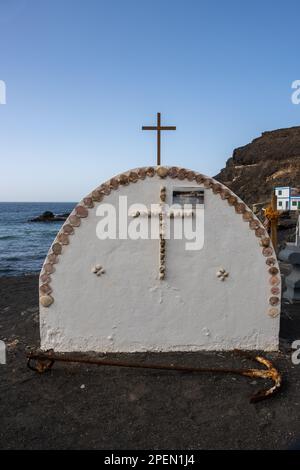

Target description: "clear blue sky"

left=1, top=0, right=300, bottom=201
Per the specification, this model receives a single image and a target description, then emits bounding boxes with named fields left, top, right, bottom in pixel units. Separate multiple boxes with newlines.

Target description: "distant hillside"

left=214, top=126, right=300, bottom=206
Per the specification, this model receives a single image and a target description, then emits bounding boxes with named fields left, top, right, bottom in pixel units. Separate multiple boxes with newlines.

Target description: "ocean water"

left=0, top=202, right=76, bottom=277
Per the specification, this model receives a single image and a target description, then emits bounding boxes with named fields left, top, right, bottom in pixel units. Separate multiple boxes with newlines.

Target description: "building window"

left=278, top=190, right=282, bottom=196
left=292, top=201, right=297, bottom=206
left=278, top=201, right=283, bottom=206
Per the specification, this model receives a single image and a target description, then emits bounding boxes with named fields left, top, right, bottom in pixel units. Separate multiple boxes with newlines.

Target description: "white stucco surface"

left=40, top=173, right=280, bottom=352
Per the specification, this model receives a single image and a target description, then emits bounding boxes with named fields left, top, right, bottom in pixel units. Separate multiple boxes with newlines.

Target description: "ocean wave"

left=3, top=256, right=24, bottom=262
left=0, top=235, right=18, bottom=240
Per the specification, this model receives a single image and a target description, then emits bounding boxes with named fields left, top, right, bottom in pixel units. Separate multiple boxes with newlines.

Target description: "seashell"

left=263, top=247, right=273, bottom=257
left=40, top=295, right=54, bottom=307
left=52, top=242, right=62, bottom=255
left=83, top=197, right=94, bottom=208
left=269, top=296, right=280, bottom=306
left=184, top=210, right=193, bottom=217
left=235, top=202, right=246, bottom=214
left=203, top=178, right=213, bottom=188
left=40, top=284, right=52, bottom=295
left=91, top=267, right=98, bottom=273
left=63, top=224, right=74, bottom=235
left=177, top=168, right=186, bottom=180
left=156, top=166, right=168, bottom=178
left=216, top=271, right=223, bottom=277
left=249, top=219, right=260, bottom=230
left=57, top=233, right=69, bottom=245
left=242, top=211, right=253, bottom=221
left=91, top=189, right=104, bottom=202
left=137, top=168, right=146, bottom=179
left=95, top=264, right=102, bottom=270
left=220, top=189, right=231, bottom=200
left=109, top=178, right=119, bottom=189
left=227, top=195, right=237, bottom=206
left=100, top=184, right=111, bottom=196
left=186, top=171, right=196, bottom=181
left=69, top=215, right=81, bottom=227
left=212, top=183, right=223, bottom=194
left=260, top=237, right=270, bottom=247
left=269, top=276, right=280, bottom=286
left=119, top=174, right=129, bottom=185
left=159, top=272, right=165, bottom=280
left=160, top=193, right=166, bottom=202
left=146, top=167, right=155, bottom=177
left=268, top=307, right=279, bottom=318
left=44, top=263, right=55, bottom=274
left=266, top=257, right=276, bottom=266
left=129, top=171, right=138, bottom=182
left=269, top=267, right=279, bottom=275
left=169, top=167, right=179, bottom=178
left=195, top=174, right=205, bottom=184
left=40, top=273, right=51, bottom=284
left=271, top=286, right=280, bottom=295
left=174, top=210, right=183, bottom=217
left=255, top=227, right=266, bottom=238
left=47, top=253, right=58, bottom=264
left=159, top=266, right=165, bottom=273
left=75, top=205, right=88, bottom=218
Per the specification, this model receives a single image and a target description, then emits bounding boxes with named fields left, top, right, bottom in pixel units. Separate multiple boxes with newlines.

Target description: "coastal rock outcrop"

left=215, top=126, right=300, bottom=206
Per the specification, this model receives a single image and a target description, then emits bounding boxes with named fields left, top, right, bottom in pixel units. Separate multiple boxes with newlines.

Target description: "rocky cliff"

left=214, top=126, right=300, bottom=206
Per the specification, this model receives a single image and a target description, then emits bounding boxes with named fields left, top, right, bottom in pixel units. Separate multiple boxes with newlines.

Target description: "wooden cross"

left=142, top=112, right=176, bottom=165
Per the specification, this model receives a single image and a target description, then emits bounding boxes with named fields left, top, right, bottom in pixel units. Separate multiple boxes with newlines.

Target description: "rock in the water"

left=29, top=211, right=70, bottom=222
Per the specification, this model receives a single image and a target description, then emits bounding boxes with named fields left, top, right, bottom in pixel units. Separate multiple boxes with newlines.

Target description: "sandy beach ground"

left=0, top=274, right=300, bottom=450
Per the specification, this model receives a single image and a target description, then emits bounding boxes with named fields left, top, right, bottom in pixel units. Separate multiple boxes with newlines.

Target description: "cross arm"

left=142, top=126, right=176, bottom=130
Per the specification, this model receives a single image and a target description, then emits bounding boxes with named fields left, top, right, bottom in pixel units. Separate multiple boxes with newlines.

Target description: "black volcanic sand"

left=0, top=275, right=300, bottom=450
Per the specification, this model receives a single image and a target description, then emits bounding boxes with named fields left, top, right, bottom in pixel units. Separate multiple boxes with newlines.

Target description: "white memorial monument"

left=39, top=115, right=281, bottom=352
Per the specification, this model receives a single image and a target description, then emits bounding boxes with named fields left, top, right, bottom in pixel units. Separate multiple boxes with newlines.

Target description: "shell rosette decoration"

left=92, top=265, right=105, bottom=277
left=216, top=268, right=229, bottom=281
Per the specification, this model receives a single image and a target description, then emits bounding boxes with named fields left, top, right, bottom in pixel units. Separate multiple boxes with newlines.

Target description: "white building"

left=275, top=186, right=300, bottom=211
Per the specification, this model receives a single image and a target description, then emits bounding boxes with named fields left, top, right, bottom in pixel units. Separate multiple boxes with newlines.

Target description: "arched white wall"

left=39, top=168, right=280, bottom=352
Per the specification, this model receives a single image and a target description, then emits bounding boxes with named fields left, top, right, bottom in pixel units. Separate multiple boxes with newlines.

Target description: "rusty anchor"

left=26, top=349, right=282, bottom=403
